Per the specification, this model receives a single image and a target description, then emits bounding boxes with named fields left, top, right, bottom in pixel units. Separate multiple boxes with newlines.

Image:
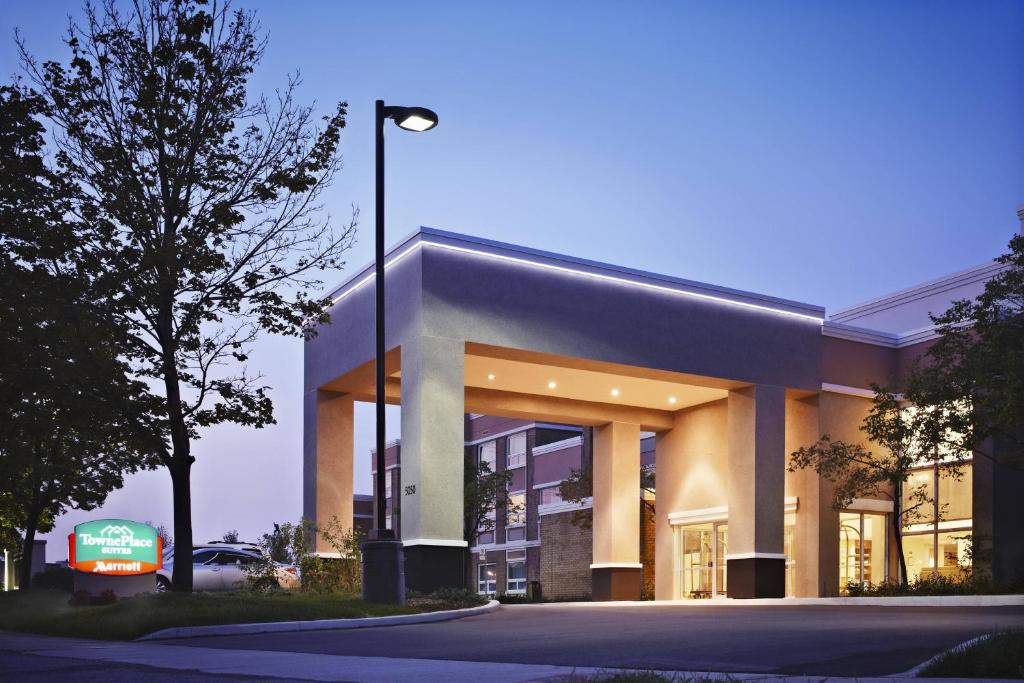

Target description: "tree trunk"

left=892, top=482, right=908, bottom=586
left=17, top=514, right=38, bottom=591
left=169, top=459, right=194, bottom=591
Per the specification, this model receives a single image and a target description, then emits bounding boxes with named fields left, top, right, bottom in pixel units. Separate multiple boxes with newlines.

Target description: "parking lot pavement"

left=169, top=602, right=1024, bottom=677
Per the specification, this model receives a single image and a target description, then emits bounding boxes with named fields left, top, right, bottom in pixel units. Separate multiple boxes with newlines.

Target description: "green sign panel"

left=71, top=519, right=160, bottom=575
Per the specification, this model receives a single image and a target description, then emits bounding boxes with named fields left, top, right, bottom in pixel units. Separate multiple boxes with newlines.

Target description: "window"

left=385, top=514, right=392, bottom=530
left=479, top=440, right=497, bottom=472
left=385, top=471, right=393, bottom=500
left=478, top=563, right=496, bottom=594
left=506, top=433, right=526, bottom=469
left=539, top=486, right=562, bottom=506
left=192, top=550, right=219, bottom=565
left=506, top=491, right=526, bottom=527
left=902, top=463, right=972, bottom=582
left=839, top=511, right=887, bottom=592
left=506, top=549, right=527, bottom=594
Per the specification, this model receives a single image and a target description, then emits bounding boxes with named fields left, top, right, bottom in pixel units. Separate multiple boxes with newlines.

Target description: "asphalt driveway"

left=169, top=602, right=1024, bottom=676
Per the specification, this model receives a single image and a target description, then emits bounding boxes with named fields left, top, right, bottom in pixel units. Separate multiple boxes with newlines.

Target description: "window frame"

left=506, top=490, right=526, bottom=528
left=505, top=549, right=527, bottom=594
left=477, top=562, right=497, bottom=594
left=506, top=432, right=527, bottom=470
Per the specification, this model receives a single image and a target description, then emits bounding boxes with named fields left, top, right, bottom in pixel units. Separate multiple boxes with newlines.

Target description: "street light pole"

left=373, top=99, right=388, bottom=543
left=362, top=99, right=438, bottom=605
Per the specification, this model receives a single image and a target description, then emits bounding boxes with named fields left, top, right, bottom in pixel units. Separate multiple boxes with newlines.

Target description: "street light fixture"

left=362, top=100, right=439, bottom=606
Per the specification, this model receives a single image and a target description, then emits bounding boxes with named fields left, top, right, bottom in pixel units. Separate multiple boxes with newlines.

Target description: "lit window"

left=901, top=462, right=973, bottom=582
left=506, top=491, right=526, bottom=527
left=506, top=549, right=527, bottom=594
left=506, top=433, right=526, bottom=469
left=478, top=563, right=496, bottom=594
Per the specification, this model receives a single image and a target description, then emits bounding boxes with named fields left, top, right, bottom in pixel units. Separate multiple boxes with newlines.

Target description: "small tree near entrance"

left=788, top=386, right=970, bottom=586
left=462, top=456, right=516, bottom=588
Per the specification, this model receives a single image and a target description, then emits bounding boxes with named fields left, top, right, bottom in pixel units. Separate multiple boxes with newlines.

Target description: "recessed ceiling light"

left=487, top=373, right=495, bottom=381
left=548, top=381, right=557, bottom=390
left=668, top=396, right=678, bottom=405
left=610, top=388, right=620, bottom=397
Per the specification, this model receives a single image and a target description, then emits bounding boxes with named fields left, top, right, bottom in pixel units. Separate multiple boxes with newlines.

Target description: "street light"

left=362, top=100, right=439, bottom=605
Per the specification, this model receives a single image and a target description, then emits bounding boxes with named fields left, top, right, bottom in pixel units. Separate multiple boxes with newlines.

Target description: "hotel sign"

left=69, top=519, right=162, bottom=575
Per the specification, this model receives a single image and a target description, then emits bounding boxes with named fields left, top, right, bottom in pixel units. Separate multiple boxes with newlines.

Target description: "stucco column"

left=786, top=394, right=832, bottom=596
left=727, top=384, right=786, bottom=598
left=303, top=390, right=354, bottom=554
left=591, top=421, right=642, bottom=600
left=400, top=334, right=466, bottom=592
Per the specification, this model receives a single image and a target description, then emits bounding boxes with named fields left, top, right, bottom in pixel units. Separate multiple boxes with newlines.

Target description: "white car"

left=157, top=547, right=299, bottom=592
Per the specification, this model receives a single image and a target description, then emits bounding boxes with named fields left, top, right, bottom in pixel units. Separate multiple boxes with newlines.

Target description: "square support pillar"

left=303, top=390, right=354, bottom=554
left=400, top=335, right=467, bottom=593
left=591, top=421, right=642, bottom=600
left=727, top=385, right=786, bottom=598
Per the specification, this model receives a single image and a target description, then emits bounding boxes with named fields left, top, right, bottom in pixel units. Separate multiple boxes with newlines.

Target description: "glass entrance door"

left=839, top=511, right=888, bottom=592
left=678, top=522, right=728, bottom=598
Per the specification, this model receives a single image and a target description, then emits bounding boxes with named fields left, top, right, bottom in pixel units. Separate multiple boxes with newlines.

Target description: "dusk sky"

left=2, top=1, right=1021, bottom=558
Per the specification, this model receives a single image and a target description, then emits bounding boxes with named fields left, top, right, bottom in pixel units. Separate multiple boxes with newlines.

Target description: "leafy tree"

left=907, top=234, right=1024, bottom=466
left=0, top=85, right=163, bottom=588
left=221, top=529, right=240, bottom=543
left=259, top=522, right=293, bottom=563
left=462, top=454, right=519, bottom=587
left=559, top=462, right=656, bottom=530
left=789, top=387, right=970, bottom=586
left=18, top=0, right=356, bottom=590
left=463, top=458, right=516, bottom=544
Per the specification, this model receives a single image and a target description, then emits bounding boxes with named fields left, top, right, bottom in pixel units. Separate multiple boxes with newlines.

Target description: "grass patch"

left=918, top=631, right=1024, bottom=679
left=0, top=589, right=421, bottom=640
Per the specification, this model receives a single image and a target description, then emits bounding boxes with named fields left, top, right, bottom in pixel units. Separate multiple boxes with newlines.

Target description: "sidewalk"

left=1, top=631, right=1018, bottom=683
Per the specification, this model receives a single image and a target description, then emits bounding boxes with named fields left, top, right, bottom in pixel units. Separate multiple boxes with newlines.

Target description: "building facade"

left=305, top=222, right=1024, bottom=600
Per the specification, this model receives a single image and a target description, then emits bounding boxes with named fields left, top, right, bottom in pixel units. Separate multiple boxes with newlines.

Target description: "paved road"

left=171, top=602, right=1024, bottom=676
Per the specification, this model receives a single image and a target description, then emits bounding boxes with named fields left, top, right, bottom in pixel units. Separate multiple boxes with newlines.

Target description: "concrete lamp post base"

left=361, top=532, right=406, bottom=605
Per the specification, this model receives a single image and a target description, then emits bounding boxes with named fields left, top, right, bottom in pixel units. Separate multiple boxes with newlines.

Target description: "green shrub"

left=406, top=587, right=487, bottom=611
left=32, top=566, right=73, bottom=592
left=846, top=572, right=1017, bottom=597
left=246, top=516, right=362, bottom=594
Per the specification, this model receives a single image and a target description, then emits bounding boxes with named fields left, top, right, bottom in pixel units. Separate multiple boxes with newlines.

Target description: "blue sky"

left=2, top=1, right=1021, bottom=555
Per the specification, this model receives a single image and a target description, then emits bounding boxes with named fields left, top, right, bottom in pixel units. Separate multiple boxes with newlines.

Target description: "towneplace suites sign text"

left=69, top=519, right=162, bottom=575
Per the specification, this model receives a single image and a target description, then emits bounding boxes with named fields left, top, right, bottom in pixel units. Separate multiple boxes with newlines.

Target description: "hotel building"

left=305, top=222, right=1024, bottom=600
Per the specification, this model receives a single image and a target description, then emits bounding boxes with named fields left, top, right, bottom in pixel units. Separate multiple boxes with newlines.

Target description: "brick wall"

left=539, top=509, right=593, bottom=599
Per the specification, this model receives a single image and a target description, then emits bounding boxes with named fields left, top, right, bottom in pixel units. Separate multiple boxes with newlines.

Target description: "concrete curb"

left=136, top=599, right=499, bottom=641
left=500, top=594, right=1024, bottom=608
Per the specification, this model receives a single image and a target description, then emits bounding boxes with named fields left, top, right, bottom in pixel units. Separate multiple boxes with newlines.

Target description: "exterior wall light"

left=668, top=396, right=678, bottom=405
left=548, top=381, right=558, bottom=389
left=487, top=373, right=496, bottom=381
left=610, top=388, right=620, bottom=397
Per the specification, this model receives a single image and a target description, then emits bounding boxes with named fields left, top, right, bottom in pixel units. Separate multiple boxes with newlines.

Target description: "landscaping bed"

left=918, top=631, right=1024, bottom=679
left=0, top=588, right=481, bottom=641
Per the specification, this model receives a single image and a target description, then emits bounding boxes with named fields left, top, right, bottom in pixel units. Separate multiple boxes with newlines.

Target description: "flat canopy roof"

left=328, top=227, right=826, bottom=322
